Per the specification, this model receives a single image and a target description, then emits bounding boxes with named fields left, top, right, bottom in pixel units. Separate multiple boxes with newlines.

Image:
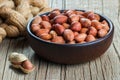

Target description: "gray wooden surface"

left=0, top=0, right=120, bottom=80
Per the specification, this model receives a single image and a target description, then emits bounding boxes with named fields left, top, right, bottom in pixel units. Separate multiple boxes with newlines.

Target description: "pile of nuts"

left=31, top=9, right=110, bottom=44
left=9, top=52, right=35, bottom=74
left=0, top=0, right=52, bottom=43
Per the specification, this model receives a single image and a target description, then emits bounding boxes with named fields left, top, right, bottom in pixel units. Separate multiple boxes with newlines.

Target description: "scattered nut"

left=9, top=52, right=35, bottom=73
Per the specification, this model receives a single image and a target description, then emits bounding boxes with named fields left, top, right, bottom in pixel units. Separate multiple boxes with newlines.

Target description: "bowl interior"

left=27, top=10, right=113, bottom=46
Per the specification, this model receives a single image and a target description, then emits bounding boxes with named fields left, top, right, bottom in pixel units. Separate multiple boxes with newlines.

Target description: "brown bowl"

left=26, top=10, right=114, bottom=64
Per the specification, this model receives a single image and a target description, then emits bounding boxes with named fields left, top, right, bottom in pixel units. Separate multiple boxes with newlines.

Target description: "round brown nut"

left=102, top=24, right=110, bottom=31
left=63, top=29, right=74, bottom=42
left=101, top=20, right=108, bottom=26
left=52, top=36, right=65, bottom=44
left=86, top=35, right=96, bottom=42
left=54, top=24, right=65, bottom=35
left=40, top=21, right=52, bottom=29
left=83, top=11, right=94, bottom=17
left=98, top=29, right=107, bottom=37
left=101, top=20, right=109, bottom=31
left=32, top=16, right=42, bottom=24
left=39, top=33, right=52, bottom=40
left=91, top=20, right=103, bottom=30
left=62, top=23, right=70, bottom=29
left=75, top=33, right=87, bottom=42
left=80, top=28, right=89, bottom=33
left=67, top=40, right=76, bottom=44
left=41, top=15, right=50, bottom=22
left=35, top=29, right=49, bottom=36
left=88, top=26, right=97, bottom=36
left=87, top=13, right=100, bottom=21
left=48, top=10, right=61, bottom=19
left=22, top=60, right=33, bottom=70
left=71, top=21, right=81, bottom=31
left=69, top=14, right=80, bottom=23
left=31, top=24, right=41, bottom=32
left=94, top=14, right=100, bottom=21
left=80, top=18, right=91, bottom=27
left=54, top=15, right=68, bottom=24
left=73, top=31, right=79, bottom=37
left=76, top=11, right=84, bottom=15
left=50, top=30, right=57, bottom=38
left=65, top=10, right=76, bottom=16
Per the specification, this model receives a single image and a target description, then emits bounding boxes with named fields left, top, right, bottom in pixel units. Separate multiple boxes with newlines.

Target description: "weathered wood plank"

left=0, top=39, right=10, bottom=80
left=2, top=38, right=25, bottom=80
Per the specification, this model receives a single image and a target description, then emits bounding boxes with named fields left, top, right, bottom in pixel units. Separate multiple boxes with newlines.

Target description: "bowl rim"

left=27, top=10, right=114, bottom=47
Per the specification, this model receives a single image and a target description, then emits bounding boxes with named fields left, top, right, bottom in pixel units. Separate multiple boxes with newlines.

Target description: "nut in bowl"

left=27, top=9, right=114, bottom=64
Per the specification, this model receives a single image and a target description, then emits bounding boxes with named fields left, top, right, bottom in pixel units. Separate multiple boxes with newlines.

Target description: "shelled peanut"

left=9, top=52, right=35, bottom=74
left=31, top=9, right=110, bottom=44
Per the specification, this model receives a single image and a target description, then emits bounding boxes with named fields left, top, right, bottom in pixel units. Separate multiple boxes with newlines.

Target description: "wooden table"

left=0, top=0, right=120, bottom=80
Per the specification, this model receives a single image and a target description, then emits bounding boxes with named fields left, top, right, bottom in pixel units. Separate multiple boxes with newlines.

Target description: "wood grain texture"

left=0, top=0, right=120, bottom=80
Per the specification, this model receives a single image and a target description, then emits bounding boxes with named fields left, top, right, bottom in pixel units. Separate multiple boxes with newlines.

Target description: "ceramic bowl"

left=26, top=10, right=114, bottom=64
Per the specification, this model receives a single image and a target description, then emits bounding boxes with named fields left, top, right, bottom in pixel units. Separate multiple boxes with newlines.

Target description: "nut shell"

left=9, top=52, right=28, bottom=63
